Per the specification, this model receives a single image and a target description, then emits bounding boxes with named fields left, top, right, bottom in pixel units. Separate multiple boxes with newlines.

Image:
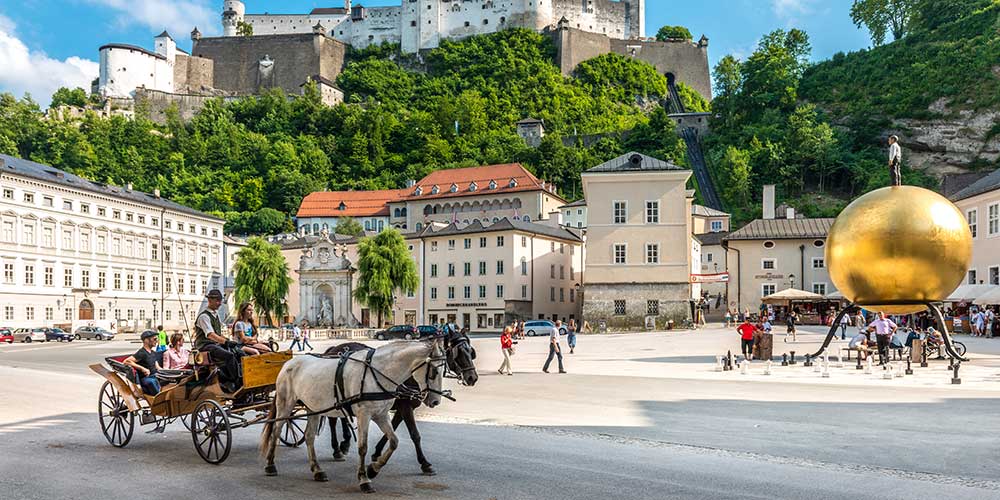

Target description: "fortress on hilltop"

left=93, top=1, right=711, bottom=122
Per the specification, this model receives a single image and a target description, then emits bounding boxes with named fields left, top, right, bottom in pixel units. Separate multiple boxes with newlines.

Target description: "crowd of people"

left=497, top=319, right=583, bottom=376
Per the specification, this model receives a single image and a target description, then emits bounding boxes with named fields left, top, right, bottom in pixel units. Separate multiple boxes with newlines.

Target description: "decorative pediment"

left=450, top=183, right=458, bottom=193
left=469, top=181, right=477, bottom=192
left=431, top=185, right=440, bottom=194
left=488, top=180, right=497, bottom=190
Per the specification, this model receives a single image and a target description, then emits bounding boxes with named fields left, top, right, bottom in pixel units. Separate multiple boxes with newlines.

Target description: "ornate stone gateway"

left=297, top=232, right=357, bottom=327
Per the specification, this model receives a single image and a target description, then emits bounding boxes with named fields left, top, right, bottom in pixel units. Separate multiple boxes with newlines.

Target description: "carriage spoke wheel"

left=279, top=408, right=322, bottom=447
left=179, top=414, right=192, bottom=431
left=99, top=381, right=134, bottom=448
left=191, top=400, right=232, bottom=465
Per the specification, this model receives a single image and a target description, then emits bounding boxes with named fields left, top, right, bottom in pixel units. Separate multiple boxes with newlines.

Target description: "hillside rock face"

left=893, top=99, right=1000, bottom=176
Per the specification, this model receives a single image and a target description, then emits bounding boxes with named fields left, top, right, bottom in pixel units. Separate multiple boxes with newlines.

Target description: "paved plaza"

left=2, top=326, right=1000, bottom=499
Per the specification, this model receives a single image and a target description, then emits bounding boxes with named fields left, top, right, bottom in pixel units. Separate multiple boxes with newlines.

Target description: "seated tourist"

left=194, top=289, right=242, bottom=393
left=905, top=328, right=921, bottom=348
left=161, top=333, right=191, bottom=371
left=123, top=330, right=162, bottom=396
left=848, top=331, right=871, bottom=359
left=232, top=302, right=272, bottom=356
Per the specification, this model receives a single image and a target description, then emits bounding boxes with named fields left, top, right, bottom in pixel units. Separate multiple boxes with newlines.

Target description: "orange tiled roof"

left=296, top=189, right=408, bottom=218
left=404, top=163, right=563, bottom=202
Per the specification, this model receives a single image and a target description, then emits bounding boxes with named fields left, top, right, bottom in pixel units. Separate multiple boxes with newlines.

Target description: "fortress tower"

left=222, top=0, right=246, bottom=37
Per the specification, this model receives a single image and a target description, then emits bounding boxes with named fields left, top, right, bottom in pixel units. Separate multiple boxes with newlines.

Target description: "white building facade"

left=98, top=32, right=178, bottom=98
left=0, top=154, right=225, bottom=332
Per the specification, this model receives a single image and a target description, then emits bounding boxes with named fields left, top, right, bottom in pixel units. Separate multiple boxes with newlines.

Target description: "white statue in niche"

left=318, top=295, right=334, bottom=326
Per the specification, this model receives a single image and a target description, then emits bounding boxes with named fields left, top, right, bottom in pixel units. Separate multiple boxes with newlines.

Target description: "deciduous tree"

left=233, top=237, right=292, bottom=326
left=353, top=229, right=418, bottom=328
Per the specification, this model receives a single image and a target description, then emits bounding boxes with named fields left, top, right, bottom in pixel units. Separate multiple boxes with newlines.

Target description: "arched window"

left=393, top=208, right=401, bottom=217
left=312, top=223, right=319, bottom=233
left=523, top=215, right=530, bottom=222
left=364, top=220, right=372, bottom=231
left=415, top=222, right=423, bottom=231
left=401, top=208, right=407, bottom=217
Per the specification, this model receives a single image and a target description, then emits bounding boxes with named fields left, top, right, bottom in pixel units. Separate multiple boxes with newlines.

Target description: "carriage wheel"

left=279, top=408, right=324, bottom=447
left=98, top=381, right=134, bottom=448
left=191, top=400, right=232, bottom=464
left=179, top=414, right=192, bottom=431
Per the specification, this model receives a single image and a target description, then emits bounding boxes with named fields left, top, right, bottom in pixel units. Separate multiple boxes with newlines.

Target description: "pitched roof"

left=155, top=30, right=173, bottom=40
left=98, top=43, right=166, bottom=60
left=301, top=74, right=339, bottom=88
left=516, top=118, right=544, bottom=125
left=949, top=168, right=1000, bottom=202
left=0, top=154, right=221, bottom=221
left=691, top=204, right=728, bottom=217
left=694, top=231, right=729, bottom=246
left=310, top=7, right=347, bottom=14
left=417, top=217, right=582, bottom=243
left=560, top=198, right=587, bottom=208
left=725, top=218, right=834, bottom=241
left=296, top=189, right=408, bottom=218
left=585, top=152, right=684, bottom=173
left=404, top=163, right=563, bottom=202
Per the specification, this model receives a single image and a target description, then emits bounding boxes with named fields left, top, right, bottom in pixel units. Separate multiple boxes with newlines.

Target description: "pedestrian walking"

left=868, top=311, right=898, bottom=365
left=888, top=135, right=902, bottom=186
left=542, top=320, right=566, bottom=374
left=289, top=324, right=303, bottom=351
left=839, top=312, right=850, bottom=340
left=498, top=324, right=514, bottom=375
left=724, top=307, right=733, bottom=328
left=300, top=324, right=314, bottom=351
left=737, top=318, right=758, bottom=361
left=785, top=309, right=798, bottom=343
left=567, top=319, right=577, bottom=354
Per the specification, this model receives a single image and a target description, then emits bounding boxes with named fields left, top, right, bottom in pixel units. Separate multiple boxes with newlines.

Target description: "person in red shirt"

left=498, top=325, right=514, bottom=376
left=737, top=319, right=759, bottom=361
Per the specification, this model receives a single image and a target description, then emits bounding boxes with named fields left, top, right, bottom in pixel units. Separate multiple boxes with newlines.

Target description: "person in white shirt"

left=542, top=320, right=566, bottom=374
left=839, top=312, right=851, bottom=340
left=290, top=324, right=303, bottom=351
left=888, top=135, right=902, bottom=186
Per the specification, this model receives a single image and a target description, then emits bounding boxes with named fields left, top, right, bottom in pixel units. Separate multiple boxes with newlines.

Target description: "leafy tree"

left=353, top=229, right=419, bottom=327
left=236, top=21, right=254, bottom=37
left=335, top=217, right=364, bottom=236
left=850, top=0, right=916, bottom=46
left=50, top=87, right=88, bottom=108
left=656, top=25, right=693, bottom=41
left=233, top=237, right=292, bottom=326
left=721, top=146, right=752, bottom=208
left=246, top=207, right=289, bottom=235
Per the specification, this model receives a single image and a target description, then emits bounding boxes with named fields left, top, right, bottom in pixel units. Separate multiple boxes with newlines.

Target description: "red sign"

left=690, top=272, right=730, bottom=283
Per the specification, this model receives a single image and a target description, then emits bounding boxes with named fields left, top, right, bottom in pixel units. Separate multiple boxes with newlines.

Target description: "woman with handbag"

left=498, top=324, right=514, bottom=376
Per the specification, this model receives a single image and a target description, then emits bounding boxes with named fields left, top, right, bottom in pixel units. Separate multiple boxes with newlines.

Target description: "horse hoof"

left=314, top=471, right=329, bottom=482
left=421, top=465, right=436, bottom=476
left=264, top=465, right=278, bottom=476
left=333, top=452, right=346, bottom=462
left=359, top=483, right=376, bottom=494
left=366, top=464, right=379, bottom=479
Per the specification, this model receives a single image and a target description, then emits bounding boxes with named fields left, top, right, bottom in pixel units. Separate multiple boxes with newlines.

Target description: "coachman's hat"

left=206, top=289, right=224, bottom=300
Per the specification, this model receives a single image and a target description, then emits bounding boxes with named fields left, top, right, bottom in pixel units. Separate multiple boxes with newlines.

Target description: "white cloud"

left=0, top=15, right=99, bottom=107
left=771, top=0, right=813, bottom=18
left=89, top=0, right=219, bottom=38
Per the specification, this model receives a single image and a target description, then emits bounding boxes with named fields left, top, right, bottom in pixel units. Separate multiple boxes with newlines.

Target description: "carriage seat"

left=155, top=369, right=192, bottom=384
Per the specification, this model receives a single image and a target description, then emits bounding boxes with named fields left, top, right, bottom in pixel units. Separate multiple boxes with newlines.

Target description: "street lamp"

left=152, top=298, right=158, bottom=325
left=789, top=273, right=796, bottom=290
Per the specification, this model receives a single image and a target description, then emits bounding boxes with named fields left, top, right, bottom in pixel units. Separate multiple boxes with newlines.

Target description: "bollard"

left=895, top=362, right=904, bottom=378
left=856, top=354, right=863, bottom=370
left=722, top=354, right=731, bottom=371
left=727, top=351, right=734, bottom=371
left=804, top=354, right=813, bottom=367
left=781, top=353, right=789, bottom=367
left=789, top=351, right=797, bottom=365
left=920, top=348, right=928, bottom=368
left=864, top=356, right=873, bottom=374
left=741, top=359, right=749, bottom=375
left=764, top=360, right=772, bottom=375
left=836, top=348, right=845, bottom=368
left=905, top=357, right=913, bottom=375
left=715, top=355, right=723, bottom=372
left=951, top=362, right=961, bottom=385
left=821, top=358, right=830, bottom=378
left=813, top=357, right=821, bottom=373
left=882, top=363, right=893, bottom=380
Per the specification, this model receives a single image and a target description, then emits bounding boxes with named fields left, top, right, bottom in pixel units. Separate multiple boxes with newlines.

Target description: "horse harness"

left=327, top=345, right=450, bottom=418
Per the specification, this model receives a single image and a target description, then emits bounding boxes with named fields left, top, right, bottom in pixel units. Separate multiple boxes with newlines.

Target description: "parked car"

left=74, top=326, right=115, bottom=341
left=13, top=327, right=47, bottom=343
left=524, top=320, right=567, bottom=337
left=44, top=328, right=74, bottom=342
left=0, top=327, right=14, bottom=343
left=416, top=325, right=442, bottom=338
left=373, top=325, right=418, bottom=340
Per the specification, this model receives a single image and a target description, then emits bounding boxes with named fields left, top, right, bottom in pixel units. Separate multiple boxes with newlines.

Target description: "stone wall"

left=173, top=53, right=215, bottom=93
left=192, top=33, right=347, bottom=96
left=582, top=282, right=692, bottom=331
left=133, top=88, right=236, bottom=124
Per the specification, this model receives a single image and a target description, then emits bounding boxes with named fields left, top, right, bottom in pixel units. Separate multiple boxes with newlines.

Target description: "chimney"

left=153, top=188, right=161, bottom=198
left=762, top=184, right=775, bottom=220
left=786, top=207, right=795, bottom=219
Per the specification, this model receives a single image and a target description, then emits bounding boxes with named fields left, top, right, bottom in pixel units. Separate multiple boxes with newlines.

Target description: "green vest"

left=193, top=309, right=223, bottom=350
left=157, top=329, right=168, bottom=347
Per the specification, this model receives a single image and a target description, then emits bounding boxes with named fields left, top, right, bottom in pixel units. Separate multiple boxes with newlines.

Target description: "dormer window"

left=414, top=186, right=423, bottom=196
left=508, top=178, right=518, bottom=188
left=450, top=184, right=458, bottom=193
left=431, top=185, right=440, bottom=195
left=488, top=180, right=497, bottom=190
left=469, top=182, right=477, bottom=192
left=338, top=202, right=347, bottom=211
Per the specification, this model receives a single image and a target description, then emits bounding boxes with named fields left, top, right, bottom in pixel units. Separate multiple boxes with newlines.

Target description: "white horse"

left=260, top=338, right=446, bottom=493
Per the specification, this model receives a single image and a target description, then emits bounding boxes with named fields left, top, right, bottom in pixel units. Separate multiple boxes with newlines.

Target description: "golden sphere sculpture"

left=826, top=185, right=972, bottom=314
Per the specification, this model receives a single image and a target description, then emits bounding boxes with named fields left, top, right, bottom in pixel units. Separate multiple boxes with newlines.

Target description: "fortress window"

left=500, top=16, right=505, bottom=23
left=411, top=20, right=416, bottom=26
left=464, top=21, right=470, bottom=27
left=483, top=19, right=489, bottom=24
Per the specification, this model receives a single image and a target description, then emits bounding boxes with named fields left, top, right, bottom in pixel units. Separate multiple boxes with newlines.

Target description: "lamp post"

left=789, top=273, right=796, bottom=290
left=152, top=298, right=158, bottom=327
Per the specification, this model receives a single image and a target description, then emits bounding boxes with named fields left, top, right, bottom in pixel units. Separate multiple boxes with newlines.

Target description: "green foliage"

left=334, top=217, right=364, bottom=236
left=675, top=82, right=710, bottom=112
left=574, top=53, right=668, bottom=101
left=225, top=208, right=290, bottom=235
left=850, top=0, right=917, bottom=45
left=233, top=237, right=292, bottom=326
left=236, top=21, right=253, bottom=37
left=50, top=87, right=88, bottom=108
left=353, top=229, right=419, bottom=327
left=656, top=25, right=693, bottom=41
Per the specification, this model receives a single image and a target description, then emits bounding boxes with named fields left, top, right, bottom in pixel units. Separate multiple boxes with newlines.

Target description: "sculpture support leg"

left=927, top=301, right=968, bottom=362
left=811, top=305, right=853, bottom=359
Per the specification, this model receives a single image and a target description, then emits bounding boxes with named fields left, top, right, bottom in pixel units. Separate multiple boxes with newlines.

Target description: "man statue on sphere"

left=888, top=135, right=902, bottom=186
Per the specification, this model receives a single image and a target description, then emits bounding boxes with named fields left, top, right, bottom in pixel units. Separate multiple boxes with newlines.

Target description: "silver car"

left=74, top=326, right=115, bottom=341
left=13, top=328, right=47, bottom=343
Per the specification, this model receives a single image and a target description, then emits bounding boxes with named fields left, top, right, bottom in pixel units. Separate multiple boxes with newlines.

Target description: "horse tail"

left=259, top=398, right=277, bottom=458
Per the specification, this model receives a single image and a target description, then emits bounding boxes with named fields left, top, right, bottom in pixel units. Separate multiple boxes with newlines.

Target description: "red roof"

left=405, top=163, right=562, bottom=202
left=296, top=189, right=407, bottom=218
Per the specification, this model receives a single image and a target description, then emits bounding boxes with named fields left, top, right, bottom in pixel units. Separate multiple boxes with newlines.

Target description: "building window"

left=550, top=287, right=556, bottom=301
left=464, top=238, right=471, bottom=249
left=968, top=209, right=978, bottom=238
left=570, top=265, right=575, bottom=279
left=44, top=266, right=53, bottom=286
left=44, top=307, right=53, bottom=321
left=42, top=227, right=54, bottom=247
left=112, top=210, right=121, bottom=220
left=989, top=204, right=999, bottom=235
left=24, top=265, right=34, bottom=285
left=711, top=220, right=723, bottom=232
left=463, top=262, right=471, bottom=276
left=762, top=284, right=776, bottom=297
left=23, top=224, right=35, bottom=245
left=521, top=258, right=527, bottom=275
left=447, top=263, right=454, bottom=277
left=2, top=188, right=11, bottom=199
left=647, top=300, right=659, bottom=315
left=645, top=200, right=659, bottom=223
left=98, top=207, right=106, bottom=217
left=448, top=286, right=455, bottom=299
left=812, top=257, right=825, bottom=269
left=430, top=287, right=438, bottom=300
left=496, top=260, right=504, bottom=274
left=42, top=196, right=53, bottom=207
left=151, top=275, right=158, bottom=292
left=762, top=259, right=776, bottom=270
left=479, top=261, right=487, bottom=275
left=126, top=273, right=134, bottom=291
left=64, top=269, right=73, bottom=287
left=570, top=289, right=575, bottom=302
left=430, top=264, right=438, bottom=277
left=463, top=286, right=471, bottom=299
left=26, top=306, right=34, bottom=320
left=98, top=271, right=106, bottom=289
left=1, top=221, right=11, bottom=242
left=100, top=308, right=107, bottom=320
left=431, top=241, right=438, bottom=252
left=3, top=263, right=13, bottom=284
left=114, top=272, right=121, bottom=290
left=139, top=275, right=146, bottom=292
left=521, top=284, right=527, bottom=298
left=496, top=236, right=504, bottom=247
left=646, top=243, right=659, bottom=264
left=151, top=244, right=158, bottom=261
left=613, top=243, right=627, bottom=264
left=813, top=283, right=827, bottom=295
left=479, top=237, right=487, bottom=248
left=763, top=241, right=775, bottom=249
left=559, top=288, right=565, bottom=302
left=496, top=284, right=504, bottom=298
left=125, top=213, right=133, bottom=222
left=550, top=265, right=555, bottom=279
left=613, top=201, right=627, bottom=224
left=521, top=236, right=527, bottom=247
left=551, top=242, right=555, bottom=253
left=478, top=285, right=486, bottom=298
left=63, top=200, right=72, bottom=211
left=23, top=192, right=34, bottom=203
left=448, top=239, right=455, bottom=250
left=62, top=230, right=72, bottom=249
left=3, top=306, right=11, bottom=320
left=990, top=266, right=999, bottom=285
left=559, top=265, right=565, bottom=279
left=81, top=203, right=90, bottom=214
left=613, top=300, right=626, bottom=316
left=81, top=269, right=90, bottom=288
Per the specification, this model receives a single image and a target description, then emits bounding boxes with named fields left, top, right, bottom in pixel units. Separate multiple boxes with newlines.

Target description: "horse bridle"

left=443, top=332, right=477, bottom=385
left=399, top=342, right=454, bottom=402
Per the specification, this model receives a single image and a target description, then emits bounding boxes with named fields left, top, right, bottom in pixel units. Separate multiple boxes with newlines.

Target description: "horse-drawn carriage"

left=89, top=349, right=313, bottom=464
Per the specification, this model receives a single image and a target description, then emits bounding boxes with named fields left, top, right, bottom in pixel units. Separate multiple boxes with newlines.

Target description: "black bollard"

left=905, top=357, right=913, bottom=375
left=803, top=354, right=813, bottom=367
left=920, top=348, right=928, bottom=368
left=781, top=353, right=789, bottom=367
left=789, top=351, right=797, bottom=365
left=722, top=353, right=730, bottom=371
left=856, top=354, right=863, bottom=370
left=727, top=350, right=734, bottom=371
left=951, top=361, right=961, bottom=385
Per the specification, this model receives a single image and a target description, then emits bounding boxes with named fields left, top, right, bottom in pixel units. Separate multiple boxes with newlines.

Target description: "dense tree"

left=656, top=25, right=693, bottom=41
left=233, top=237, right=292, bottom=326
left=50, top=87, right=88, bottom=108
left=335, top=217, right=364, bottom=236
left=353, top=229, right=419, bottom=327
left=850, top=0, right=916, bottom=45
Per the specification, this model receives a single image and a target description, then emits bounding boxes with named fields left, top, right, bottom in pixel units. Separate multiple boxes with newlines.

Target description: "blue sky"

left=0, top=0, right=872, bottom=106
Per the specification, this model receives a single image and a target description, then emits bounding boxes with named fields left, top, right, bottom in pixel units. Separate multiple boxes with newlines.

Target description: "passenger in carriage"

left=123, top=330, right=163, bottom=395
left=162, top=333, right=191, bottom=370
left=194, top=289, right=242, bottom=393
left=232, top=302, right=272, bottom=356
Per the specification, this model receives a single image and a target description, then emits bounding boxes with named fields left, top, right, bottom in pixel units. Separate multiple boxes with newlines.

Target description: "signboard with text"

left=690, top=272, right=730, bottom=284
